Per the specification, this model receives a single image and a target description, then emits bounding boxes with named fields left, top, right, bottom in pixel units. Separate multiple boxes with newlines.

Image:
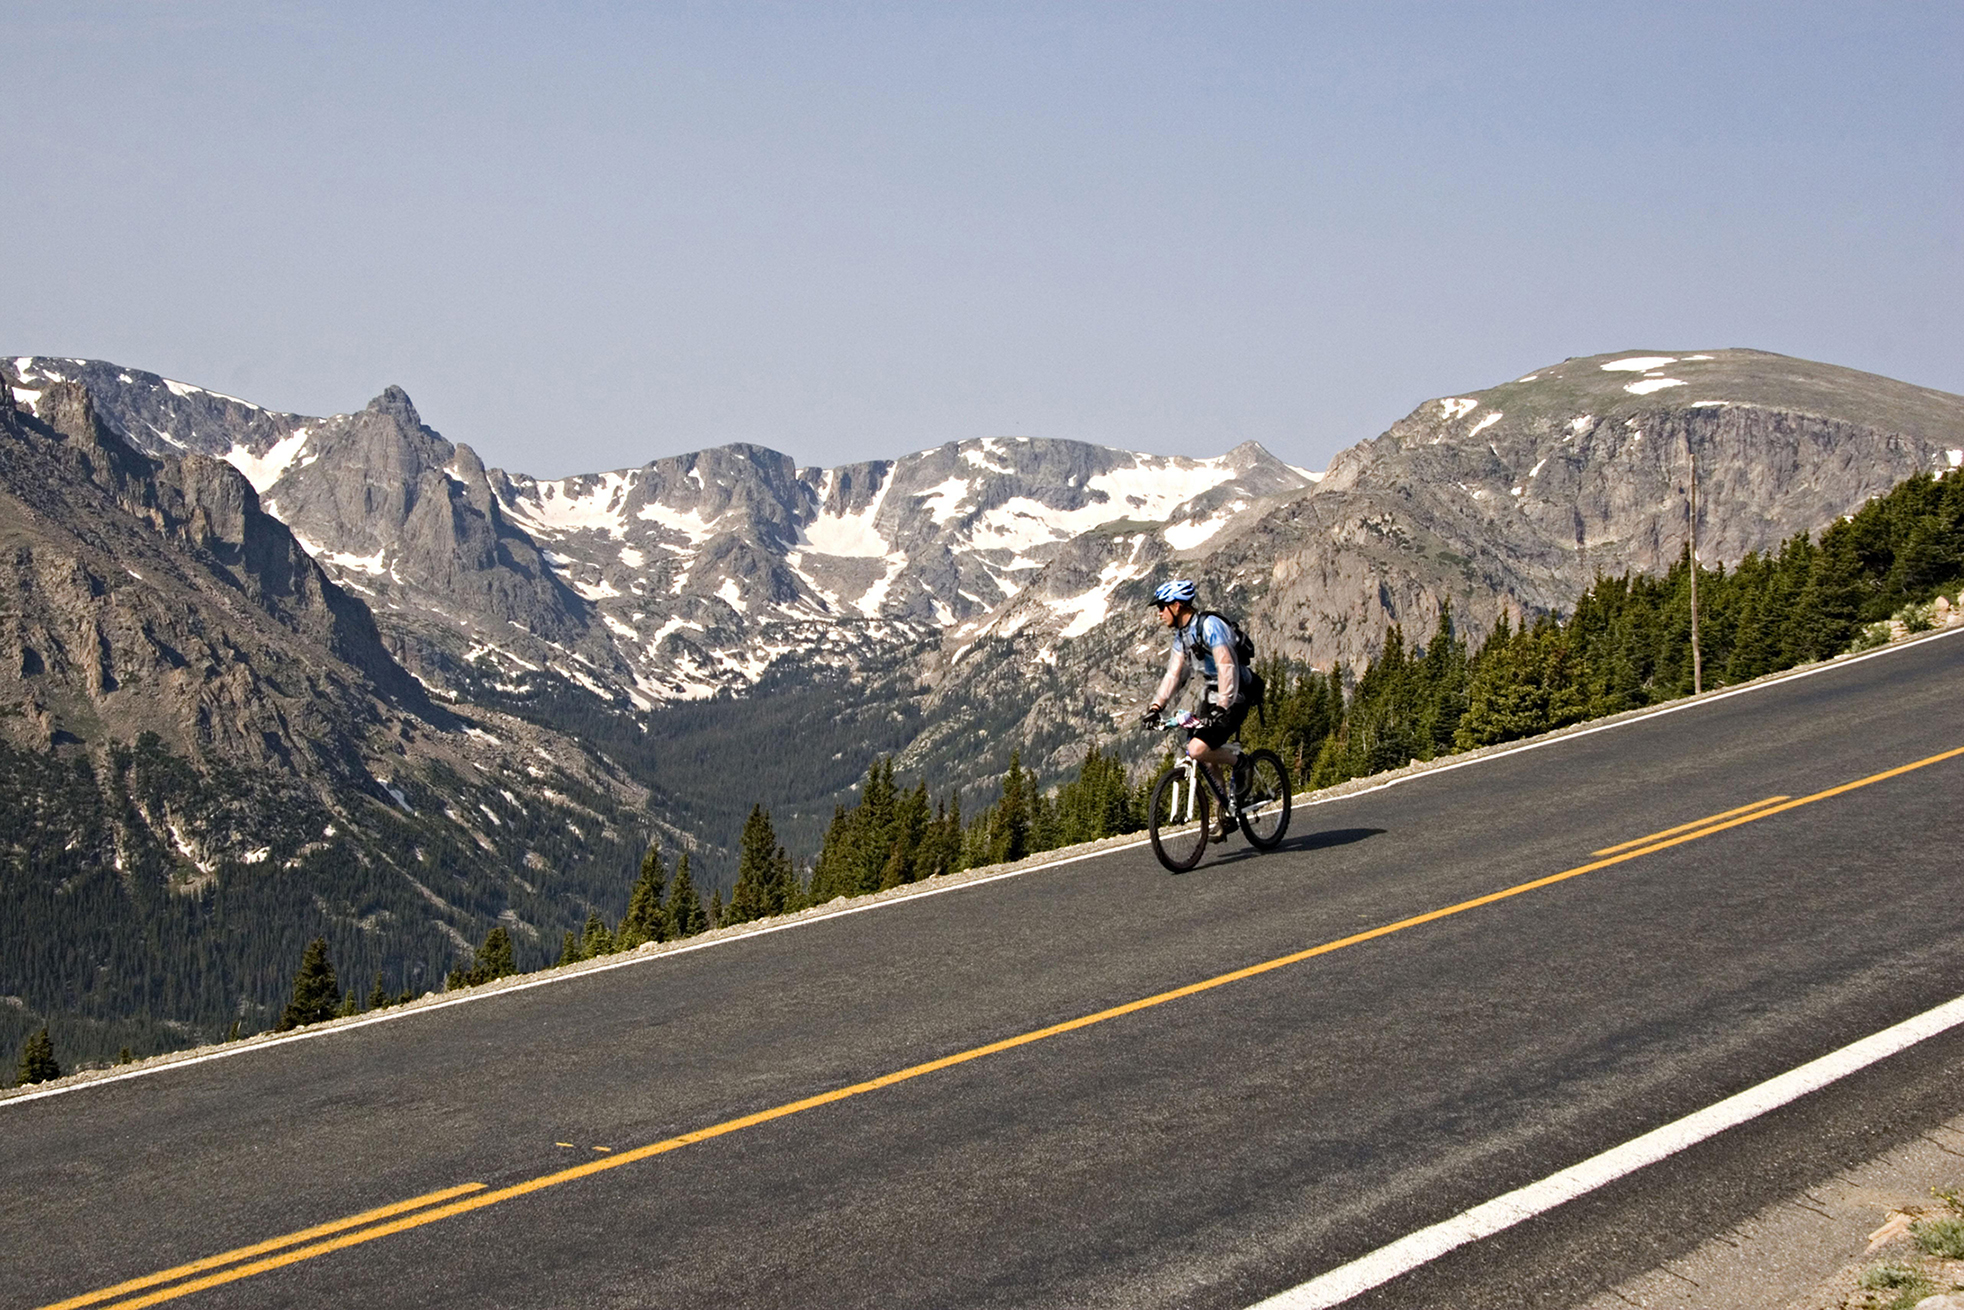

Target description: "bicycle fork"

left=1171, top=758, right=1236, bottom=825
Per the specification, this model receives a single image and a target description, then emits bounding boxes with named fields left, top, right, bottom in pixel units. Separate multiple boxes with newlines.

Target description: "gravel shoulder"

left=1578, top=1109, right=1964, bottom=1310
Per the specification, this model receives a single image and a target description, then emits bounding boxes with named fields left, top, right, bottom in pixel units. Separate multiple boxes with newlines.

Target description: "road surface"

left=7, top=631, right=1963, bottom=1309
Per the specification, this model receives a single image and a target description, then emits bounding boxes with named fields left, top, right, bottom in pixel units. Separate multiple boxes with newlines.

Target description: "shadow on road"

left=1184, top=826, right=1388, bottom=872
left=1280, top=826, right=1387, bottom=853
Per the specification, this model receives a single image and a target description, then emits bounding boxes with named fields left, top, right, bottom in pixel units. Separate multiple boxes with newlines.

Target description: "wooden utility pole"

left=1688, top=439, right=1703, bottom=695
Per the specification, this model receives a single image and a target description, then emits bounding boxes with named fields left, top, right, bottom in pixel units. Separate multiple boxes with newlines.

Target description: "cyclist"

left=1139, top=579, right=1252, bottom=840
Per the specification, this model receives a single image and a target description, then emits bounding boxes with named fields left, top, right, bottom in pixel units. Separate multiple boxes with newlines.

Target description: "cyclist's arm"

left=1147, top=643, right=1187, bottom=713
left=1211, top=642, right=1239, bottom=712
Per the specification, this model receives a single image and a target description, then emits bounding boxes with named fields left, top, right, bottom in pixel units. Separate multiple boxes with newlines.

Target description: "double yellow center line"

left=42, top=743, right=1964, bottom=1310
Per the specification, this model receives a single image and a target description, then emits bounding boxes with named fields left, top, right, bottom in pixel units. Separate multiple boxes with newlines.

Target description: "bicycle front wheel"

left=1236, top=749, right=1291, bottom=850
left=1148, top=766, right=1211, bottom=873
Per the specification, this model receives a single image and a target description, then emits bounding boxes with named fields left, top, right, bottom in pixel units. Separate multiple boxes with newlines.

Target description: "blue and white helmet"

left=1152, top=578, right=1197, bottom=606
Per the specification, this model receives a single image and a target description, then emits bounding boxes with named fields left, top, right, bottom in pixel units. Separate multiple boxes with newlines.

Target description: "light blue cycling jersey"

left=1155, top=612, right=1249, bottom=712
left=1179, top=614, right=1239, bottom=689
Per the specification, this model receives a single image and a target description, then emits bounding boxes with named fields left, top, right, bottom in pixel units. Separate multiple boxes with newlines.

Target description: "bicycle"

left=1145, top=717, right=1292, bottom=872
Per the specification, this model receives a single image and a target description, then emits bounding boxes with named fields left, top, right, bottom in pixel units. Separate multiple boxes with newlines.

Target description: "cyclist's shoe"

left=1215, top=808, right=1237, bottom=843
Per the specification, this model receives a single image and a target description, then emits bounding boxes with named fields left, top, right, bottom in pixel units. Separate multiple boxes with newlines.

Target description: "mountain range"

left=5, top=347, right=1961, bottom=1056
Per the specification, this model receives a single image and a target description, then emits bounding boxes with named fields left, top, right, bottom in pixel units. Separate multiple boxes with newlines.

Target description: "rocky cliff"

left=0, top=375, right=680, bottom=1059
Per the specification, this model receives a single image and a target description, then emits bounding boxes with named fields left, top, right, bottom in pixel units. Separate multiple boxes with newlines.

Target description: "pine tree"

left=726, top=805, right=795, bottom=925
left=477, top=926, right=517, bottom=980
left=449, top=924, right=520, bottom=989
left=580, top=911, right=616, bottom=958
left=617, top=843, right=669, bottom=949
left=667, top=852, right=708, bottom=937
left=277, top=937, right=341, bottom=1031
left=1056, top=744, right=1138, bottom=844
left=1416, top=602, right=1469, bottom=755
left=991, top=751, right=1031, bottom=864
left=556, top=930, right=580, bottom=967
left=917, top=794, right=964, bottom=881
left=1027, top=784, right=1062, bottom=855
left=707, top=888, right=724, bottom=929
left=367, top=973, right=391, bottom=1011
left=16, top=1027, right=61, bottom=1084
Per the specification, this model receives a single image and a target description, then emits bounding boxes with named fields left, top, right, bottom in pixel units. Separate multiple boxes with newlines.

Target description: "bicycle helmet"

left=1152, top=579, right=1197, bottom=606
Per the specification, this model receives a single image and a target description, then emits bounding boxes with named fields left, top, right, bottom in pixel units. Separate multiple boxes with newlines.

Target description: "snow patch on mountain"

left=962, top=440, right=1017, bottom=472
left=291, top=530, right=388, bottom=577
left=1050, top=553, right=1151, bottom=639
left=801, top=471, right=895, bottom=558
left=915, top=476, right=971, bottom=524
left=1164, top=503, right=1246, bottom=550
left=222, top=427, right=312, bottom=492
left=1602, top=356, right=1679, bottom=372
left=504, top=471, right=636, bottom=538
left=856, top=556, right=908, bottom=616
left=635, top=502, right=721, bottom=547
left=163, top=378, right=259, bottom=408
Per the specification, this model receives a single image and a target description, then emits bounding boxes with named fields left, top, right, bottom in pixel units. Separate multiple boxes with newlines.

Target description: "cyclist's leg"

left=1190, top=703, right=1251, bottom=836
left=1188, top=703, right=1250, bottom=781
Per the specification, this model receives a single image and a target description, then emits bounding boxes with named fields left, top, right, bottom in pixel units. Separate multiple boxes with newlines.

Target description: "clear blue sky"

left=6, top=2, right=1959, bottom=478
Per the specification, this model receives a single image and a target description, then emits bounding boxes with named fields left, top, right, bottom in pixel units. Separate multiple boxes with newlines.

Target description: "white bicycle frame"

left=1159, top=731, right=1234, bottom=828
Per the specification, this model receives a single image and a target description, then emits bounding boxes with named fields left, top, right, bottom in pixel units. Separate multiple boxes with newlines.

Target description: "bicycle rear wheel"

left=1236, top=749, right=1291, bottom=850
left=1148, top=767, right=1211, bottom=872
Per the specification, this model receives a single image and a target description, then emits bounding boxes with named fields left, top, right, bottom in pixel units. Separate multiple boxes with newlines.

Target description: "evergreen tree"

left=726, top=805, right=796, bottom=925
left=1415, top=603, right=1469, bottom=755
left=580, top=911, right=616, bottom=959
left=917, top=794, right=964, bottom=881
left=16, top=1027, right=60, bottom=1085
left=707, top=888, right=724, bottom=929
left=367, top=973, right=391, bottom=1011
left=277, top=937, right=341, bottom=1031
left=667, top=852, right=708, bottom=937
left=807, top=802, right=858, bottom=903
left=449, top=924, right=519, bottom=989
left=616, top=843, right=669, bottom=949
left=556, top=930, right=580, bottom=967
left=1794, top=523, right=1866, bottom=659
left=1055, top=744, right=1138, bottom=844
left=990, top=751, right=1031, bottom=864
left=1027, top=784, right=1062, bottom=855
left=477, top=926, right=517, bottom=980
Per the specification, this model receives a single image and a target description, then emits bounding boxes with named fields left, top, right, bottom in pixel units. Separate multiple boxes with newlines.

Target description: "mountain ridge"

left=0, top=375, right=683, bottom=1061
left=8, top=347, right=1961, bottom=897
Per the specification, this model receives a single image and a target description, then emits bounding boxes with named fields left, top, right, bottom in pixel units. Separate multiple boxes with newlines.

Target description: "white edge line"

left=9, top=626, right=1959, bottom=1109
left=1250, top=989, right=1964, bottom=1309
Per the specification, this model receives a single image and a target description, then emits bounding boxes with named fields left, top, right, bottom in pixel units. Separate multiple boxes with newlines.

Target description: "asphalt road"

left=7, top=631, right=1964, bottom=1310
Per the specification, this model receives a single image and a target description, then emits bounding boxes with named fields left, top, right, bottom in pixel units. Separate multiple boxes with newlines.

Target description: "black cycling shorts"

left=1194, top=698, right=1250, bottom=750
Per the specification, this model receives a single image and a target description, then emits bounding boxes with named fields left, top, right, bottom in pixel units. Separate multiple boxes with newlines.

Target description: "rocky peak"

left=366, top=384, right=422, bottom=425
